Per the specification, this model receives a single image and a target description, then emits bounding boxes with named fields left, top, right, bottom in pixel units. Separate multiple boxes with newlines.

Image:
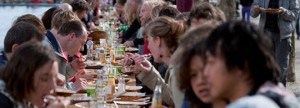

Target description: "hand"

left=70, top=57, right=86, bottom=72
left=124, top=41, right=134, bottom=47
left=277, top=7, right=284, bottom=14
left=56, top=73, right=66, bottom=87
left=266, top=7, right=284, bottom=14
left=253, top=5, right=260, bottom=13
left=132, top=54, right=153, bottom=73
left=122, top=53, right=134, bottom=66
left=74, top=78, right=87, bottom=91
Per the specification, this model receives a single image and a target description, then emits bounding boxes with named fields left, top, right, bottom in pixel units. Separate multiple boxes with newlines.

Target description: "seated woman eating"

left=131, top=16, right=186, bottom=106
left=0, top=42, right=67, bottom=108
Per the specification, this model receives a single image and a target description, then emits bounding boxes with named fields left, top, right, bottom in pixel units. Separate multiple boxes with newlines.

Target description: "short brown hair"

left=187, top=2, right=226, bottom=26
left=57, top=20, right=86, bottom=37
left=51, top=10, right=80, bottom=30
left=13, top=14, right=46, bottom=33
left=151, top=2, right=168, bottom=19
left=70, top=0, right=89, bottom=12
left=4, top=22, right=44, bottom=53
left=144, top=16, right=186, bottom=54
left=42, top=6, right=63, bottom=30
left=116, top=0, right=127, bottom=6
left=159, top=5, right=180, bottom=18
left=0, top=42, right=57, bottom=102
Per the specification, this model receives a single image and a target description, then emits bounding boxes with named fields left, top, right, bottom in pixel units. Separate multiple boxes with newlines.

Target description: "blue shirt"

left=0, top=51, right=8, bottom=68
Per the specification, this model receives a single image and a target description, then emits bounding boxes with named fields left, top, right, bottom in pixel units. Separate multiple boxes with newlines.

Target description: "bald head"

left=60, top=3, right=73, bottom=11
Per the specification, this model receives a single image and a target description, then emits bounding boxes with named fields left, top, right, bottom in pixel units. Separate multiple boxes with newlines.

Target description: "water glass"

left=99, top=39, right=107, bottom=47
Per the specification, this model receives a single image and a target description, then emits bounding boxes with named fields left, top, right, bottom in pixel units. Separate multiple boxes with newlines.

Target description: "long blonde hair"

left=124, top=0, right=143, bottom=25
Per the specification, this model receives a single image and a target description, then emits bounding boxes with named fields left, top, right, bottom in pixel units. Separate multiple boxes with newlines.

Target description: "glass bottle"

left=86, top=38, right=94, bottom=61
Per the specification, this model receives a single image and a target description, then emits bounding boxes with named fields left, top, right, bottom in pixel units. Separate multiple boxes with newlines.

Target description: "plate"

left=121, top=92, right=145, bottom=97
left=75, top=102, right=89, bottom=108
left=70, top=94, right=93, bottom=103
left=114, top=101, right=148, bottom=105
left=125, top=86, right=143, bottom=91
left=125, top=47, right=139, bottom=52
left=55, top=88, right=75, bottom=97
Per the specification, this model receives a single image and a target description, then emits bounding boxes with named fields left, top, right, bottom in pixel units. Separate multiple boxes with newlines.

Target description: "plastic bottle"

left=151, top=79, right=163, bottom=108
left=107, top=68, right=115, bottom=100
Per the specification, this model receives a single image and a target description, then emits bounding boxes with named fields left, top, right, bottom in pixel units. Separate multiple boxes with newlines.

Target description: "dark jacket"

left=240, top=0, right=254, bottom=6
left=121, top=19, right=141, bottom=43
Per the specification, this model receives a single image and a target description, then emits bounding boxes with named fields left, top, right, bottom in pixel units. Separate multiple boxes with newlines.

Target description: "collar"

left=46, top=30, right=63, bottom=53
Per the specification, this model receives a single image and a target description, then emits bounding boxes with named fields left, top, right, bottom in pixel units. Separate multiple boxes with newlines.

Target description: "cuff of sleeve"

left=280, top=8, right=287, bottom=15
left=69, top=75, right=78, bottom=82
left=66, top=64, right=77, bottom=81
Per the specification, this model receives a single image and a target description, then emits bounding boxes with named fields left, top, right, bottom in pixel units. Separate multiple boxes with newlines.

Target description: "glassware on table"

left=99, top=39, right=107, bottom=47
left=117, top=76, right=126, bottom=93
left=86, top=86, right=96, bottom=97
left=105, top=54, right=111, bottom=65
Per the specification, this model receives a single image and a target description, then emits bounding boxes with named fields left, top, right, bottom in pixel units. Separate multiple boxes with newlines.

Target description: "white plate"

left=86, top=61, right=102, bottom=66
left=55, top=88, right=75, bottom=93
left=125, top=47, right=139, bottom=52
left=121, top=92, right=145, bottom=97
left=114, top=101, right=148, bottom=105
left=75, top=102, right=89, bottom=108
left=70, top=94, right=93, bottom=101
left=125, top=86, right=143, bottom=91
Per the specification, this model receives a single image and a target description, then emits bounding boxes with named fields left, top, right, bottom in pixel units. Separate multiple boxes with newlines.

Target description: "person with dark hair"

left=187, top=2, right=226, bottom=27
left=0, top=22, right=44, bottom=68
left=70, top=0, right=97, bottom=31
left=203, top=21, right=298, bottom=107
left=158, top=5, right=180, bottom=18
left=175, top=21, right=224, bottom=108
left=251, top=0, right=299, bottom=86
left=13, top=14, right=46, bottom=34
left=0, top=42, right=67, bottom=108
left=115, top=0, right=127, bottom=23
left=42, top=6, right=63, bottom=30
left=70, top=0, right=89, bottom=19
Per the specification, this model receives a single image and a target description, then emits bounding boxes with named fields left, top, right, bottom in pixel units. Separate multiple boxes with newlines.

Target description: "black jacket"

left=240, top=0, right=253, bottom=6
left=121, top=19, right=141, bottom=43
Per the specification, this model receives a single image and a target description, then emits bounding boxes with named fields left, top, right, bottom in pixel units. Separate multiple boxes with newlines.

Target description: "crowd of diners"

left=0, top=0, right=299, bottom=107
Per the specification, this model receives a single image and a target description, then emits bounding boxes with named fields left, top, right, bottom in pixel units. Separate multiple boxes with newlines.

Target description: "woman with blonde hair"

left=120, top=0, right=143, bottom=43
left=123, top=0, right=166, bottom=54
